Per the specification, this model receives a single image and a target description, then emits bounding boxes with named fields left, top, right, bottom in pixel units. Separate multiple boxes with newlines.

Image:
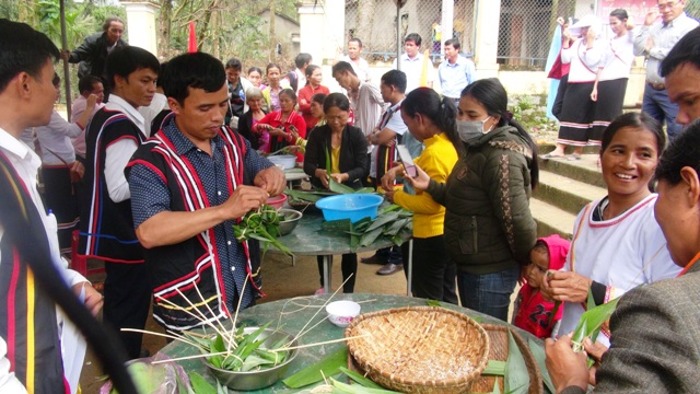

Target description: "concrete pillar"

left=122, top=1, right=159, bottom=56
left=323, top=0, right=346, bottom=64
left=298, top=1, right=325, bottom=64
left=474, top=0, right=501, bottom=78
left=440, top=0, right=454, bottom=55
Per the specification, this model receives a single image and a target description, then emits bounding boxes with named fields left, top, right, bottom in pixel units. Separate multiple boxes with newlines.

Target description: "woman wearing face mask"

left=406, top=78, right=538, bottom=321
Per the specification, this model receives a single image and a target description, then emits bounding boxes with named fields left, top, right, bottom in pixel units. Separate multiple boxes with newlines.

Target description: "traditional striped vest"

left=0, top=151, right=66, bottom=394
left=127, top=126, right=262, bottom=331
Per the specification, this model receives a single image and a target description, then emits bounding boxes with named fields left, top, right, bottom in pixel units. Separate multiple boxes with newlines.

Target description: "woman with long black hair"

left=381, top=87, right=461, bottom=303
left=407, top=78, right=539, bottom=320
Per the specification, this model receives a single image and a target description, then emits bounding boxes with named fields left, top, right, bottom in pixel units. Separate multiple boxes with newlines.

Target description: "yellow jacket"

left=394, top=132, right=457, bottom=238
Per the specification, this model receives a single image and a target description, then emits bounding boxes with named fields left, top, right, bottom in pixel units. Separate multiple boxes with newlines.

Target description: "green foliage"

left=508, top=94, right=559, bottom=142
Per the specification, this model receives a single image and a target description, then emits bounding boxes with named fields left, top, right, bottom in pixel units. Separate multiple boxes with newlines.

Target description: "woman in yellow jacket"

left=381, top=87, right=462, bottom=303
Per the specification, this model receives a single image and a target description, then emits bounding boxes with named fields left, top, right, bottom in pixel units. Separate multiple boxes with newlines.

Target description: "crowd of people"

left=2, top=0, right=700, bottom=391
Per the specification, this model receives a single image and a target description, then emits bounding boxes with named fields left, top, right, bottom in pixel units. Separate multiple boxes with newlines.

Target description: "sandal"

left=566, top=153, right=582, bottom=161
left=540, top=153, right=565, bottom=160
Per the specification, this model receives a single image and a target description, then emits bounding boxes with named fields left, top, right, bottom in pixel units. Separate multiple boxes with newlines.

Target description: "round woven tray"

left=469, top=324, right=543, bottom=394
left=345, top=306, right=490, bottom=394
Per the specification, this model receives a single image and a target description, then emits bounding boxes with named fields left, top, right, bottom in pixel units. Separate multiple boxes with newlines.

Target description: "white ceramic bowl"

left=326, top=300, right=361, bottom=327
left=267, top=154, right=297, bottom=170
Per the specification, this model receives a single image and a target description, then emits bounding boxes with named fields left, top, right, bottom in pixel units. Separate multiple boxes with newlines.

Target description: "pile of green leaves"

left=185, top=324, right=290, bottom=373
left=321, top=204, right=412, bottom=251
left=232, top=205, right=292, bottom=256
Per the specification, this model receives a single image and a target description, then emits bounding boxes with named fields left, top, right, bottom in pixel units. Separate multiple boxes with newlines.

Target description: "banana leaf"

left=504, top=330, right=529, bottom=394
left=282, top=346, right=348, bottom=388
left=571, top=296, right=621, bottom=352
left=188, top=372, right=217, bottom=394
left=482, top=360, right=507, bottom=376
left=329, top=377, right=399, bottom=393
left=528, top=338, right=555, bottom=394
left=338, top=367, right=384, bottom=389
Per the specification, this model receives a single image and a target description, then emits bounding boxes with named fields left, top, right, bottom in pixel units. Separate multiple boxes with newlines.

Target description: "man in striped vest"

left=127, top=52, right=285, bottom=331
left=0, top=19, right=103, bottom=393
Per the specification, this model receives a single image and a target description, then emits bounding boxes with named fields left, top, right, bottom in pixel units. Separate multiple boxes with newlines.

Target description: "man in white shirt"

left=633, top=0, right=698, bottom=139
left=0, top=19, right=102, bottom=393
left=342, top=38, right=371, bottom=83
left=79, top=45, right=159, bottom=360
left=332, top=61, right=384, bottom=149
left=391, top=33, right=434, bottom=93
left=438, top=38, right=476, bottom=103
left=363, top=70, right=410, bottom=275
left=71, top=75, right=105, bottom=160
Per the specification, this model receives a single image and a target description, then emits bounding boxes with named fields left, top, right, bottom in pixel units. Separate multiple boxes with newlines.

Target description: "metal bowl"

left=277, top=208, right=302, bottom=236
left=203, top=327, right=298, bottom=391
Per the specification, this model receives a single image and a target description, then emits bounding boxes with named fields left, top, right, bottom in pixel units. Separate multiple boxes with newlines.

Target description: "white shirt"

left=70, top=95, right=104, bottom=159
left=0, top=127, right=87, bottom=392
left=347, top=81, right=384, bottom=154
left=561, top=38, right=604, bottom=83
left=555, top=194, right=681, bottom=347
left=392, top=52, right=435, bottom=93
left=633, top=12, right=699, bottom=84
left=369, top=101, right=407, bottom=177
left=599, top=32, right=635, bottom=81
left=342, top=55, right=371, bottom=83
left=104, top=94, right=146, bottom=203
left=138, top=92, right=168, bottom=136
left=33, top=110, right=82, bottom=165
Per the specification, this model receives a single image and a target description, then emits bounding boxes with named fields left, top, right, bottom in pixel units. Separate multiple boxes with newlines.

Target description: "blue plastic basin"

left=315, top=194, right=383, bottom=223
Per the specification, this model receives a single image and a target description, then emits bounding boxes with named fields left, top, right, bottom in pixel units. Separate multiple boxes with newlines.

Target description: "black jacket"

left=303, top=124, right=369, bottom=190
left=69, top=32, right=127, bottom=79
left=427, top=125, right=537, bottom=274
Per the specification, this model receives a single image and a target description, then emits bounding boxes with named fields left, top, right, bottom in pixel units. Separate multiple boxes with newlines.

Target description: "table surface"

left=275, top=209, right=400, bottom=256
left=160, top=293, right=541, bottom=393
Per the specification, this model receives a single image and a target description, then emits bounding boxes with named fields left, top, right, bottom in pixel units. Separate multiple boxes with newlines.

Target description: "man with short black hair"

left=287, top=52, right=312, bottom=93
left=0, top=19, right=102, bottom=392
left=332, top=61, right=383, bottom=147
left=79, top=45, right=159, bottom=359
left=224, top=57, right=253, bottom=128
left=68, top=16, right=127, bottom=79
left=438, top=38, right=476, bottom=103
left=342, top=38, right=371, bottom=82
left=71, top=75, right=105, bottom=159
left=633, top=0, right=698, bottom=139
left=127, top=52, right=285, bottom=331
left=391, top=33, right=434, bottom=93
left=660, top=25, right=700, bottom=127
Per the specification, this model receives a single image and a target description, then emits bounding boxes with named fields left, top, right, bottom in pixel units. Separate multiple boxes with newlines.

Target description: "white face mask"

left=456, top=116, right=492, bottom=142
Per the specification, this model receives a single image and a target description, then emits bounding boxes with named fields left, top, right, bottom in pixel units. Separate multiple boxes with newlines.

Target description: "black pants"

left=402, top=236, right=457, bottom=304
left=317, top=254, right=357, bottom=293
left=103, top=262, right=152, bottom=359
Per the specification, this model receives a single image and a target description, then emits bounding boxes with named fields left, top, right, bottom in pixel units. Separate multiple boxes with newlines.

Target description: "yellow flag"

left=420, top=49, right=430, bottom=87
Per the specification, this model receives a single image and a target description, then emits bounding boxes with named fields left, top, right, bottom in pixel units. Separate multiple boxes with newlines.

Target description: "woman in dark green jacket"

left=408, top=78, right=539, bottom=321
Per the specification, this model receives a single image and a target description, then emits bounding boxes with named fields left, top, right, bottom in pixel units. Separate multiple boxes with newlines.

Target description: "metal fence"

left=345, top=0, right=700, bottom=71
left=344, top=0, right=476, bottom=63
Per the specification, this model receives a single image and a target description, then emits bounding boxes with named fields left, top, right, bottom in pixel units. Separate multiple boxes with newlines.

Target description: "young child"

left=513, top=234, right=570, bottom=339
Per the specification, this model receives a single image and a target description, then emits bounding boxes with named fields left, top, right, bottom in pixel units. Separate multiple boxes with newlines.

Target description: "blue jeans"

left=457, top=266, right=520, bottom=322
left=642, top=83, right=682, bottom=139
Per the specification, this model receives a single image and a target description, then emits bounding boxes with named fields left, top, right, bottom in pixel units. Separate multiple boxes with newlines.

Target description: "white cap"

left=569, top=15, right=601, bottom=36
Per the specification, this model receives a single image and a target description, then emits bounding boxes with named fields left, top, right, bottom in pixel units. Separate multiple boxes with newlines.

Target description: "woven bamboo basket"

left=345, top=306, right=490, bottom=394
left=468, top=324, right=543, bottom=394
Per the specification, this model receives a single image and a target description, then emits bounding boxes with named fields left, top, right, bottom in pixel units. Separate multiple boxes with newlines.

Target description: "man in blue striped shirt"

left=438, top=38, right=476, bottom=103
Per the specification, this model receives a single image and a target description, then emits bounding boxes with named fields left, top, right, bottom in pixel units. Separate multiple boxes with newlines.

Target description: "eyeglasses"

left=658, top=1, right=680, bottom=10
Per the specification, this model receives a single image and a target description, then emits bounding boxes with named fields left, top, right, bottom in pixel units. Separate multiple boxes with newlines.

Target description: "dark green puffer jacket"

left=426, top=125, right=537, bottom=274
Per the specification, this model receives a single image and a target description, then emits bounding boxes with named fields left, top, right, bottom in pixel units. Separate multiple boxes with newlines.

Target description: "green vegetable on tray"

left=232, top=205, right=292, bottom=256
left=320, top=204, right=412, bottom=251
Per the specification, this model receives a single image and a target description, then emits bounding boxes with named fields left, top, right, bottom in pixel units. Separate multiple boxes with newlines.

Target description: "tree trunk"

left=159, top=0, right=173, bottom=58
left=357, top=0, right=376, bottom=52
left=198, top=0, right=218, bottom=52
left=269, top=0, right=276, bottom=60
